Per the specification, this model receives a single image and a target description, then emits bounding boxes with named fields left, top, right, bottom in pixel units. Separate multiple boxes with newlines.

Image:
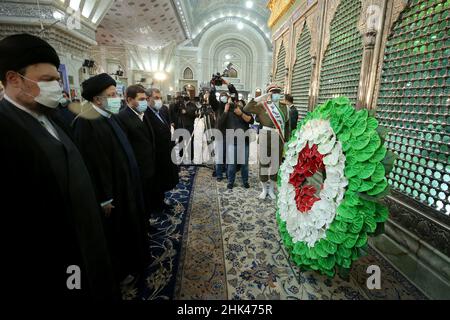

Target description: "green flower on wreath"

left=276, top=97, right=395, bottom=277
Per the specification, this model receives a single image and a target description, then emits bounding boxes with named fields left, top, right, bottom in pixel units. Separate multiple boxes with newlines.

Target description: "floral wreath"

left=277, top=97, right=393, bottom=277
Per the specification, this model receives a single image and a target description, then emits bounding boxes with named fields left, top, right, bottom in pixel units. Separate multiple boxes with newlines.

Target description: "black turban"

left=81, top=73, right=116, bottom=102
left=0, top=34, right=60, bottom=81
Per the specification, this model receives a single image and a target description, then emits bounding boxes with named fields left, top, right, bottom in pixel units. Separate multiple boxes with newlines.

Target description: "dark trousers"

left=215, top=137, right=227, bottom=178
left=147, top=181, right=166, bottom=214
left=178, top=125, right=194, bottom=162
left=226, top=141, right=249, bottom=185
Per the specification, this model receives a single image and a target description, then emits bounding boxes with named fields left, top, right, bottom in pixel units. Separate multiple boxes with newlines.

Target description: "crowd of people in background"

left=0, top=33, right=300, bottom=300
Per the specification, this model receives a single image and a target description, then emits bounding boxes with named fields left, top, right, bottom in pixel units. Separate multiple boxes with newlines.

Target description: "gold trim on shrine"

left=267, top=0, right=295, bottom=28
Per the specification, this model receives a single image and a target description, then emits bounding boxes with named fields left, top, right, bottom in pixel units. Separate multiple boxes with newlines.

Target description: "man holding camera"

left=210, top=77, right=254, bottom=189
left=244, top=83, right=289, bottom=200
left=174, top=94, right=197, bottom=162
left=208, top=76, right=235, bottom=181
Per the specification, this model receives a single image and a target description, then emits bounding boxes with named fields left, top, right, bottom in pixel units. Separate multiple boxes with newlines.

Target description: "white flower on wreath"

left=278, top=119, right=348, bottom=247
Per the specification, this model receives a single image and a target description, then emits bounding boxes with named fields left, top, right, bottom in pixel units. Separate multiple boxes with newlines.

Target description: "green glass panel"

left=318, top=0, right=363, bottom=105
left=376, top=0, right=449, bottom=215
left=291, top=25, right=312, bottom=120
left=275, top=42, right=286, bottom=89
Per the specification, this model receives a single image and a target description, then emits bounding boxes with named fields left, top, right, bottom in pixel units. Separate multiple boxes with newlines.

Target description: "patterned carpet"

left=122, top=166, right=197, bottom=300
left=123, top=165, right=427, bottom=300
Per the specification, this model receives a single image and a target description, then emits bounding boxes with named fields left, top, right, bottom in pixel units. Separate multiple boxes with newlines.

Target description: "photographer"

left=174, top=94, right=197, bottom=162
left=217, top=92, right=254, bottom=190
left=208, top=76, right=236, bottom=181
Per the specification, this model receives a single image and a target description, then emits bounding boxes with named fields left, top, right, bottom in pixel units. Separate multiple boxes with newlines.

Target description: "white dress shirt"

left=4, top=94, right=60, bottom=141
left=128, top=105, right=144, bottom=121
left=92, top=104, right=111, bottom=118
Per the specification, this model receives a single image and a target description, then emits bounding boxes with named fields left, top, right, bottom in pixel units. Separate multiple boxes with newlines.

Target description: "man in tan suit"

left=244, top=83, right=289, bottom=200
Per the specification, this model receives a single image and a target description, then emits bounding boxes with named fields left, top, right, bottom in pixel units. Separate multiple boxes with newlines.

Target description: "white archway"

left=197, top=20, right=272, bottom=92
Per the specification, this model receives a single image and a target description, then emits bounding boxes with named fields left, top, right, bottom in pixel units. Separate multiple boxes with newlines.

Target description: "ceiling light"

left=237, top=22, right=244, bottom=30
left=154, top=72, right=167, bottom=81
left=225, top=54, right=231, bottom=60
left=246, top=1, right=253, bottom=9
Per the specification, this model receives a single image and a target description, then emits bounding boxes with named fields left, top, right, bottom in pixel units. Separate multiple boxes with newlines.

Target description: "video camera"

left=228, top=92, right=237, bottom=111
left=211, top=72, right=224, bottom=86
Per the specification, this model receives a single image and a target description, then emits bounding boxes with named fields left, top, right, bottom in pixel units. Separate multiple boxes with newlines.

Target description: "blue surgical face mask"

left=271, top=93, right=281, bottom=102
left=136, top=100, right=148, bottom=113
left=103, top=97, right=121, bottom=114
left=220, top=96, right=228, bottom=103
left=154, top=99, right=163, bottom=110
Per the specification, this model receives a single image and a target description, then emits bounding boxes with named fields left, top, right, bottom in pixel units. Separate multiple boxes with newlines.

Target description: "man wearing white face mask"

left=73, top=73, right=150, bottom=287
left=0, top=34, right=118, bottom=300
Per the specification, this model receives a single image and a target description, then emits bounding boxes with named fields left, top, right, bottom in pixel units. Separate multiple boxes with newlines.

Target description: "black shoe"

left=212, top=171, right=217, bottom=177
left=227, top=183, right=234, bottom=190
left=217, top=177, right=223, bottom=182
left=243, top=183, right=250, bottom=189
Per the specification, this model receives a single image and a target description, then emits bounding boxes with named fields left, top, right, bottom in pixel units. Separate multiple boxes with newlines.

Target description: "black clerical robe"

left=145, top=107, right=179, bottom=193
left=0, top=98, right=118, bottom=300
left=72, top=105, right=149, bottom=281
left=116, top=107, right=156, bottom=215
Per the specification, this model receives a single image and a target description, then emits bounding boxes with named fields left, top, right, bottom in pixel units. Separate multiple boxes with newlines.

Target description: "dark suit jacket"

left=116, top=107, right=156, bottom=181
left=288, top=104, right=299, bottom=138
left=144, top=107, right=179, bottom=192
left=177, top=102, right=197, bottom=131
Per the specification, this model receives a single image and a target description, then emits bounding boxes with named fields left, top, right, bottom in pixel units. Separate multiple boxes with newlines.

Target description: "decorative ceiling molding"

left=189, top=16, right=272, bottom=49
left=96, top=0, right=186, bottom=48
left=181, top=0, right=271, bottom=45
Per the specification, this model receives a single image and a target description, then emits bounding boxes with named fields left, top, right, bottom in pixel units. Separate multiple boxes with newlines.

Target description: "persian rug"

left=122, top=165, right=197, bottom=300
left=175, top=166, right=428, bottom=300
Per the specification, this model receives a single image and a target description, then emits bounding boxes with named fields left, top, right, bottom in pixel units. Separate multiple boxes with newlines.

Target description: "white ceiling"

left=94, top=0, right=271, bottom=49
left=96, top=0, right=186, bottom=49
left=56, top=0, right=114, bottom=24
left=181, top=0, right=271, bottom=40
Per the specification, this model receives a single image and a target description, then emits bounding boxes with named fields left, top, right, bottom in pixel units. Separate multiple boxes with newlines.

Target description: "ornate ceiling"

left=93, top=0, right=271, bottom=49
left=96, top=0, right=186, bottom=49
left=180, top=0, right=271, bottom=42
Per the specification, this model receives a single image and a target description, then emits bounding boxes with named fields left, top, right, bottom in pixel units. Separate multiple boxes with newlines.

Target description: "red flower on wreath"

left=289, top=144, right=325, bottom=213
